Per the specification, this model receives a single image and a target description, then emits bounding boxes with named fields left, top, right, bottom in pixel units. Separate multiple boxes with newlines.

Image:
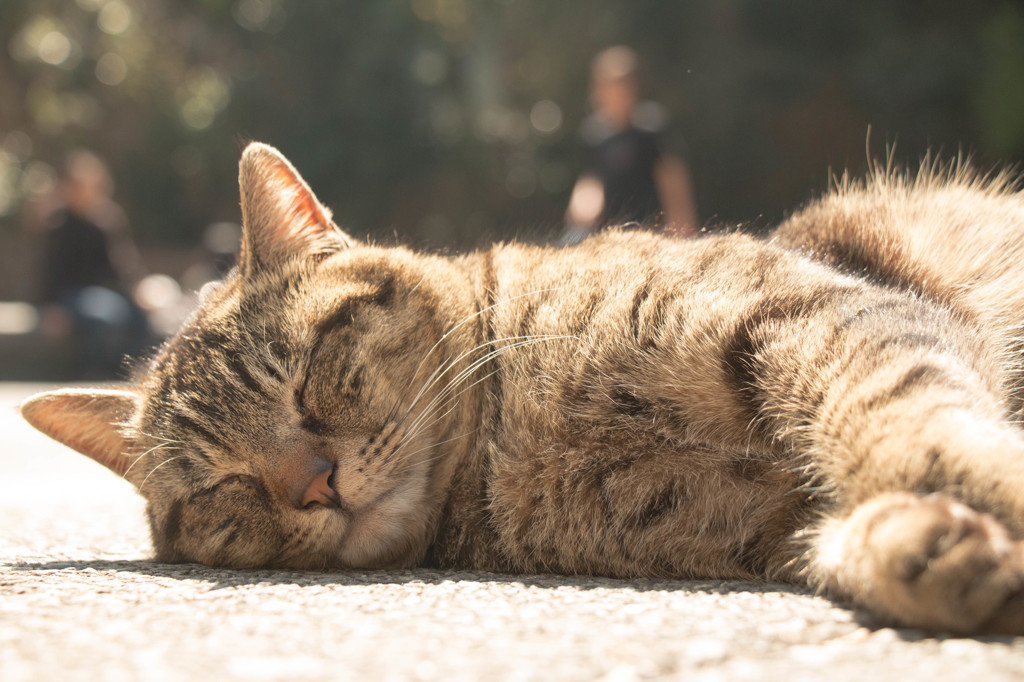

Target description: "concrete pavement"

left=2, top=382, right=1023, bottom=681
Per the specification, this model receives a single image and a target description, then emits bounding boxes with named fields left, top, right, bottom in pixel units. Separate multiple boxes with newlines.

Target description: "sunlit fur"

left=20, top=145, right=1024, bottom=635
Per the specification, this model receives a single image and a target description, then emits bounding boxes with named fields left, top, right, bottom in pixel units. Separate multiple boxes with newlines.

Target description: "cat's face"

left=21, top=143, right=479, bottom=569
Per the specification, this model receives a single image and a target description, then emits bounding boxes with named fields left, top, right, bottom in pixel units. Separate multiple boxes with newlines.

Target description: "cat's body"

left=22, top=145, right=1024, bottom=635
left=433, top=232, right=834, bottom=579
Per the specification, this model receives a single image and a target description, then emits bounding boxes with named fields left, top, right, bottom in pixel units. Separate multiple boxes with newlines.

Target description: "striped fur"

left=20, top=145, right=1024, bottom=634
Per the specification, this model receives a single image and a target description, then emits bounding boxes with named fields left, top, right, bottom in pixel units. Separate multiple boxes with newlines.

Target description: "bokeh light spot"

left=235, top=0, right=271, bottom=31
left=20, top=161, right=56, bottom=199
left=530, top=100, right=563, bottom=135
left=0, top=303, right=39, bottom=335
left=2, top=132, right=33, bottom=162
left=178, top=68, right=231, bottom=130
left=98, top=1, right=133, bottom=36
left=96, top=52, right=128, bottom=86
left=135, top=274, right=182, bottom=312
left=0, top=151, right=17, bottom=217
left=37, top=31, right=71, bottom=65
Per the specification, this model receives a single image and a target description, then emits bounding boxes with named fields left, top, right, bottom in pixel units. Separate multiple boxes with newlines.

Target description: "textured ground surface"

left=3, top=382, right=1023, bottom=681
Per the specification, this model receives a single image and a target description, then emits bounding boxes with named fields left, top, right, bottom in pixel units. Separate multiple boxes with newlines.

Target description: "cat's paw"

left=814, top=492, right=1024, bottom=634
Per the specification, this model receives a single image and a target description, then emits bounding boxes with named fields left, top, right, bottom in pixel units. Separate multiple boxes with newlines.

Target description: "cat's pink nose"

left=277, top=454, right=340, bottom=509
left=301, top=467, right=340, bottom=509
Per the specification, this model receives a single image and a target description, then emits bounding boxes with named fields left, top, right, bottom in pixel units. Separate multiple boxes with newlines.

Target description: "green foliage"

left=976, top=4, right=1024, bottom=157
left=1, top=0, right=1022, bottom=253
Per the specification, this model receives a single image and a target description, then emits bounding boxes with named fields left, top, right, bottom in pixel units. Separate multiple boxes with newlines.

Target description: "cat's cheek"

left=336, top=477, right=429, bottom=568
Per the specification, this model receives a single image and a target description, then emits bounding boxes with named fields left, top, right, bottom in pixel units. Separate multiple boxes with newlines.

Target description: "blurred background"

left=2, top=0, right=1024, bottom=379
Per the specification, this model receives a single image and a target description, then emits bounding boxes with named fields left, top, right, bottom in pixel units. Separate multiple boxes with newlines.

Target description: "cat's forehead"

left=139, top=291, right=290, bottom=418
left=140, top=267, right=359, bottom=405
left=141, top=252, right=402, bottom=406
left=231, top=252, right=392, bottom=307
left=180, top=268, right=307, bottom=343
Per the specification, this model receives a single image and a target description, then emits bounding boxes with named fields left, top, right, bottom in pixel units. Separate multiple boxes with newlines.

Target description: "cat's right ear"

left=238, top=142, right=356, bottom=274
left=20, top=388, right=138, bottom=480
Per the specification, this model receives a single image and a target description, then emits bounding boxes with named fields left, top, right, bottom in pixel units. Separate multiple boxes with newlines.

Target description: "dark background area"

left=1, top=0, right=1024, bottom=344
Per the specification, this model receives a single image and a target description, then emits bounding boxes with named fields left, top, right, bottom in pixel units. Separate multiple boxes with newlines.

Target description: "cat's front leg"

left=779, top=300, right=1024, bottom=633
left=811, top=492, right=1024, bottom=634
left=721, top=266, right=1024, bottom=532
left=710, top=260, right=1024, bottom=632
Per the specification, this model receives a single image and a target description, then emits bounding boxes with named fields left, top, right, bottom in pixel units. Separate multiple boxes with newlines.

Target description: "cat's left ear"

left=20, top=388, right=139, bottom=480
left=238, top=142, right=356, bottom=273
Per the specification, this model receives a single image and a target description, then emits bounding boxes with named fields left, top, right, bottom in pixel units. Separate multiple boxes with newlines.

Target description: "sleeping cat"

left=21, top=143, right=1024, bottom=635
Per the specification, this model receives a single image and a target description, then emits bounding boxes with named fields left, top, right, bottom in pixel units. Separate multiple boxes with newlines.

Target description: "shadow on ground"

left=8, top=557, right=808, bottom=594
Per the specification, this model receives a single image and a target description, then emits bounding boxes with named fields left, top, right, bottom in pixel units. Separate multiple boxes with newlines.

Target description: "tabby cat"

left=22, top=143, right=1024, bottom=635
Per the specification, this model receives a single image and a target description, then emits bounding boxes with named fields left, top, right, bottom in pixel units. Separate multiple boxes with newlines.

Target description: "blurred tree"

left=976, top=3, right=1024, bottom=158
left=1, top=0, right=1022, bottom=301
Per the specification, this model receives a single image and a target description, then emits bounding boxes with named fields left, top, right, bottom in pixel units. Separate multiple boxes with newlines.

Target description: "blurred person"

left=36, top=150, right=149, bottom=379
left=562, top=46, right=699, bottom=245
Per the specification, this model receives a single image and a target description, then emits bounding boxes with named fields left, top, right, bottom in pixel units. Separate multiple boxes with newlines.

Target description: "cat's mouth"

left=311, top=459, right=405, bottom=519
left=341, top=478, right=404, bottom=522
left=330, top=474, right=422, bottom=568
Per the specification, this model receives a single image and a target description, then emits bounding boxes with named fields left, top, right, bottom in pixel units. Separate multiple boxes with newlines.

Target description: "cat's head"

left=21, top=143, right=481, bottom=569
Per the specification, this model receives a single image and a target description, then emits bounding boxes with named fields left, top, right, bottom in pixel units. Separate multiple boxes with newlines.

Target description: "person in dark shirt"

left=41, top=209, right=120, bottom=302
left=37, top=151, right=148, bottom=379
left=563, top=46, right=699, bottom=245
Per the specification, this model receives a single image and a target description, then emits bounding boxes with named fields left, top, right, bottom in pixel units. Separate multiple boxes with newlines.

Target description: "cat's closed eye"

left=218, top=474, right=263, bottom=490
left=294, top=387, right=328, bottom=435
left=300, top=414, right=327, bottom=435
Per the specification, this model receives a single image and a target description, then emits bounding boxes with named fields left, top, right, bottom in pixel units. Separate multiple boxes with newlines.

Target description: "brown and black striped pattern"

left=21, top=145, right=1024, bottom=634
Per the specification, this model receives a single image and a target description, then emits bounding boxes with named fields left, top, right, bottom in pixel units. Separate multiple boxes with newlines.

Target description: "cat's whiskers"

left=392, top=369, right=501, bottom=459
left=412, top=337, right=572, bottom=441
left=391, top=429, right=481, bottom=476
left=388, top=351, right=524, bottom=467
left=388, top=400, right=467, bottom=468
left=407, top=273, right=427, bottom=296
left=390, top=367, right=503, bottom=463
left=389, top=335, right=574, bottom=467
left=401, top=354, right=454, bottom=422
left=405, top=286, right=564, bottom=394
left=404, top=334, right=527, bottom=415
left=404, top=333, right=574, bottom=432
left=139, top=455, right=187, bottom=493
left=403, top=327, right=570, bottom=429
left=399, top=335, right=562, bottom=443
left=122, top=440, right=178, bottom=480
left=138, top=430, right=184, bottom=446
left=399, top=334, right=544, bottom=429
